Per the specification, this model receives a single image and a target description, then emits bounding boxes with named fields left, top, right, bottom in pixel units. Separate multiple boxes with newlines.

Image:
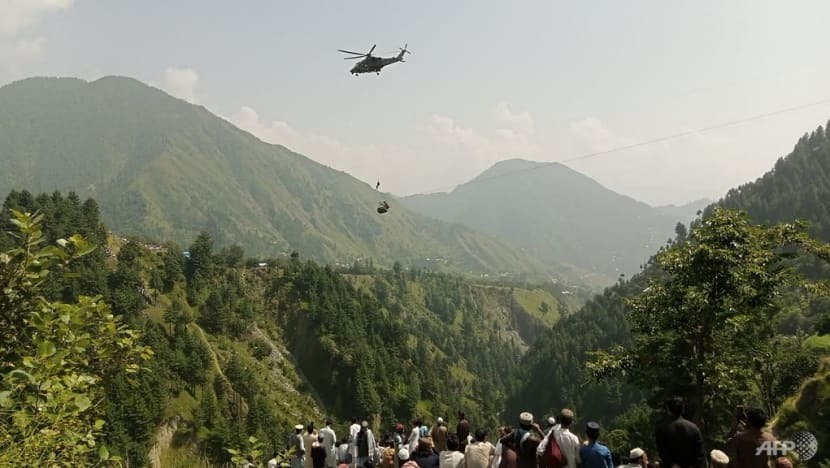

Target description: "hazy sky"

left=2, top=1, right=830, bottom=205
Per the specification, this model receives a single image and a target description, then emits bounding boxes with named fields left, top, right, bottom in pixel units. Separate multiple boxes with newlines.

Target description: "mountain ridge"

left=401, top=158, right=699, bottom=281
left=0, top=75, right=582, bottom=283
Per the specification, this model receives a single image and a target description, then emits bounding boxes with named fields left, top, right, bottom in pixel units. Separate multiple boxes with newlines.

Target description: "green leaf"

left=38, top=340, right=57, bottom=357
left=74, top=394, right=92, bottom=412
left=99, top=444, right=109, bottom=460
left=0, top=391, right=12, bottom=408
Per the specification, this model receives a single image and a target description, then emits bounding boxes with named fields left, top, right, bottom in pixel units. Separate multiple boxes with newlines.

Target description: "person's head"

left=546, top=417, right=556, bottom=429
left=585, top=422, right=600, bottom=441
left=437, top=417, right=445, bottom=426
left=308, top=422, right=315, bottom=433
left=745, top=407, right=768, bottom=430
left=664, top=397, right=685, bottom=419
left=447, top=434, right=460, bottom=451
left=418, top=437, right=431, bottom=452
left=396, top=423, right=405, bottom=434
left=519, top=412, right=533, bottom=428
left=295, top=424, right=304, bottom=434
left=398, top=448, right=410, bottom=462
left=273, top=451, right=279, bottom=459
left=326, top=419, right=333, bottom=427
left=710, top=449, right=730, bottom=468
left=559, top=409, right=574, bottom=428
left=352, top=417, right=358, bottom=424
left=361, top=421, right=369, bottom=432
left=458, top=411, right=466, bottom=420
left=413, top=417, right=423, bottom=427
left=629, top=448, right=646, bottom=466
left=475, top=429, right=487, bottom=442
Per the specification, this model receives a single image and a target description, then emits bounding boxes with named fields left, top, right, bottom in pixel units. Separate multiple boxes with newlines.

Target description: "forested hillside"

left=0, top=190, right=570, bottom=466
left=508, top=121, right=830, bottom=465
left=401, top=159, right=692, bottom=281
left=0, top=76, right=579, bottom=284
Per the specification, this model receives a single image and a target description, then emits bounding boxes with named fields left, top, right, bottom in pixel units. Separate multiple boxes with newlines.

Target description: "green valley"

left=0, top=190, right=574, bottom=466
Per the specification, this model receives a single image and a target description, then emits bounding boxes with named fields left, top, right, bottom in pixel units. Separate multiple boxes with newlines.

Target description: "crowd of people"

left=262, top=398, right=794, bottom=468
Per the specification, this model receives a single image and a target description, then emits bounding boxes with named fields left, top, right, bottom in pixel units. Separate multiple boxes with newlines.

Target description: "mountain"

left=402, top=159, right=689, bottom=282
left=507, top=121, right=830, bottom=459
left=0, top=76, right=574, bottom=282
left=711, top=125, right=830, bottom=240
left=656, top=198, right=712, bottom=222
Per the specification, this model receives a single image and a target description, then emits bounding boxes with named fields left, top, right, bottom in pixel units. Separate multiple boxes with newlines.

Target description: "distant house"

left=257, top=262, right=268, bottom=269
left=183, top=251, right=191, bottom=259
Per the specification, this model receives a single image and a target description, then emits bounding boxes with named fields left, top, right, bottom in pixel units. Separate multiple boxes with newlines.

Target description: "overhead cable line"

left=418, top=97, right=830, bottom=194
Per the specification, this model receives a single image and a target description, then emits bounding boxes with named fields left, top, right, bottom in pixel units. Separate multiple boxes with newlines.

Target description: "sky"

left=2, top=1, right=830, bottom=206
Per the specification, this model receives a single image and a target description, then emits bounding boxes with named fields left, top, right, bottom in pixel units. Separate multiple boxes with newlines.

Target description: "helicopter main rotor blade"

left=344, top=55, right=365, bottom=60
left=338, top=49, right=366, bottom=55
left=368, top=44, right=376, bottom=55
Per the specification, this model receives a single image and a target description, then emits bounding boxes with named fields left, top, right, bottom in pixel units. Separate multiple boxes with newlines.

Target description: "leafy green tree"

left=201, top=290, right=229, bottom=333
left=588, top=207, right=826, bottom=441
left=0, top=210, right=152, bottom=466
left=185, top=231, right=215, bottom=305
left=161, top=242, right=185, bottom=292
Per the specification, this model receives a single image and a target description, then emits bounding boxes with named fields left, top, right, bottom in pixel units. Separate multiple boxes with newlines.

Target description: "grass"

left=159, top=442, right=210, bottom=468
left=804, top=334, right=830, bottom=355
left=512, top=288, right=561, bottom=327
left=164, top=389, right=199, bottom=420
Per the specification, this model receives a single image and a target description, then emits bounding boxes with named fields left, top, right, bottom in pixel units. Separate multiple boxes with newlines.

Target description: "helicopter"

left=338, top=44, right=410, bottom=75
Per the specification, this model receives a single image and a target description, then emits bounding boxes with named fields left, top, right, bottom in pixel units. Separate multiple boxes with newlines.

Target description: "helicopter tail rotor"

left=396, top=43, right=411, bottom=61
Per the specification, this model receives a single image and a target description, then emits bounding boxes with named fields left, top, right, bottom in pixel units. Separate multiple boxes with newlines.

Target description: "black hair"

left=447, top=434, right=460, bottom=451
left=475, top=429, right=487, bottom=442
left=746, top=407, right=768, bottom=429
left=586, top=426, right=600, bottom=441
left=665, top=396, right=685, bottom=418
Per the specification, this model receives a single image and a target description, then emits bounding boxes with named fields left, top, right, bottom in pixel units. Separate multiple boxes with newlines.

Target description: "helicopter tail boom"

left=396, top=43, right=410, bottom=61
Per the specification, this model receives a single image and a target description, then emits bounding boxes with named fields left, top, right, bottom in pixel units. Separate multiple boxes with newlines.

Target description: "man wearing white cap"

left=431, top=417, right=449, bottom=452
left=544, top=417, right=558, bottom=437
left=398, top=447, right=418, bottom=468
left=623, top=448, right=647, bottom=468
left=355, top=420, right=377, bottom=468
left=291, top=424, right=307, bottom=468
left=508, top=412, right=545, bottom=468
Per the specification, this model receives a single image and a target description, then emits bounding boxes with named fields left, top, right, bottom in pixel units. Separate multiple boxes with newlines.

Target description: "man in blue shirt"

left=579, top=422, right=614, bottom=468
